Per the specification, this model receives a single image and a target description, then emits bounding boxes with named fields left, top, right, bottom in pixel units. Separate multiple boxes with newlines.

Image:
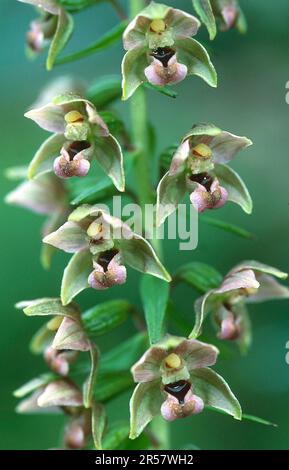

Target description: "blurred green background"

left=1, top=0, right=289, bottom=450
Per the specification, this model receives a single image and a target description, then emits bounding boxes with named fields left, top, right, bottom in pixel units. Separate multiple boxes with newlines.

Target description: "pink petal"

left=145, top=55, right=187, bottom=86
left=161, top=389, right=204, bottom=421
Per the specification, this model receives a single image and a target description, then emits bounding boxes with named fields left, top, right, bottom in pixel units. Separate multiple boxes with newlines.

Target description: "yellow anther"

left=64, top=110, right=84, bottom=124
left=47, top=316, right=63, bottom=331
left=165, top=353, right=181, bottom=369
left=192, top=143, right=212, bottom=159
left=150, top=19, right=166, bottom=33
left=87, top=221, right=103, bottom=238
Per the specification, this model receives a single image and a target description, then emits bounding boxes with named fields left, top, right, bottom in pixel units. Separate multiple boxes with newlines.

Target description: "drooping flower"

left=129, top=335, right=241, bottom=438
left=191, top=261, right=289, bottom=351
left=192, top=0, right=247, bottom=40
left=43, top=205, right=171, bottom=305
left=18, top=0, right=74, bottom=70
left=15, top=375, right=105, bottom=450
left=25, top=93, right=125, bottom=192
left=5, top=169, right=70, bottom=269
left=157, top=123, right=252, bottom=225
left=122, top=1, right=217, bottom=100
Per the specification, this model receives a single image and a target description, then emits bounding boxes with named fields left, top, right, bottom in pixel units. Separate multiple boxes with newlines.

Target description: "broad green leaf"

left=174, top=262, right=223, bottom=293
left=55, top=21, right=127, bottom=65
left=23, top=298, right=79, bottom=319
left=214, top=163, right=253, bottom=214
left=140, top=276, right=169, bottom=344
left=176, top=37, right=217, bottom=88
left=144, top=82, right=177, bottom=99
left=201, top=215, right=254, bottom=240
left=94, top=134, right=125, bottom=192
left=28, top=134, right=65, bottom=180
left=118, top=235, right=171, bottom=282
left=86, top=76, right=122, bottom=109
left=61, top=250, right=92, bottom=305
left=156, top=170, right=187, bottom=226
left=103, top=422, right=130, bottom=450
left=82, top=300, right=132, bottom=337
left=192, top=0, right=216, bottom=40
left=191, top=367, right=242, bottom=419
left=92, top=402, right=106, bottom=450
left=129, top=381, right=163, bottom=439
left=101, top=333, right=148, bottom=374
left=121, top=47, right=147, bottom=101
left=94, top=372, right=133, bottom=403
left=47, top=10, right=74, bottom=71
left=13, top=373, right=55, bottom=398
left=83, top=344, right=99, bottom=408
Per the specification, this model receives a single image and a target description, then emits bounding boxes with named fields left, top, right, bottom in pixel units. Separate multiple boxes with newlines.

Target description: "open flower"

left=129, top=335, right=241, bottom=438
left=43, top=205, right=171, bottom=305
left=18, top=0, right=74, bottom=70
left=191, top=261, right=289, bottom=351
left=122, top=1, right=217, bottom=100
left=157, top=123, right=252, bottom=225
left=25, top=93, right=125, bottom=191
left=192, top=0, right=247, bottom=40
left=5, top=169, right=69, bottom=269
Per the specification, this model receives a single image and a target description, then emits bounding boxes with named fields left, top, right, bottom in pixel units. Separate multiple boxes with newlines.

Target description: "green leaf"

left=241, top=413, right=277, bottom=427
left=140, top=276, right=169, bottom=344
left=214, top=163, right=253, bottom=214
left=55, top=21, right=127, bottom=65
left=47, top=10, right=74, bottom=70
left=83, top=344, right=99, bottom=408
left=191, top=367, right=242, bottom=419
left=192, top=0, right=217, bottom=40
left=118, top=235, right=171, bottom=282
left=143, top=82, right=177, bottom=99
left=206, top=406, right=277, bottom=427
left=71, top=178, right=117, bottom=205
left=129, top=381, right=163, bottom=439
left=86, top=76, right=122, bottom=109
left=28, top=134, right=65, bottom=180
left=101, top=333, right=147, bottom=373
left=174, top=262, right=223, bottom=293
left=82, top=300, right=132, bottom=337
left=176, top=37, right=217, bottom=88
left=94, top=372, right=133, bottom=403
left=121, top=47, right=147, bottom=101
left=103, top=422, right=130, bottom=450
left=201, top=215, right=254, bottom=240
left=61, top=250, right=92, bottom=305
left=92, top=402, right=106, bottom=450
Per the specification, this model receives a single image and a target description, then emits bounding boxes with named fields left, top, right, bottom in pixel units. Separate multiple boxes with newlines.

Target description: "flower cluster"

left=15, top=298, right=103, bottom=449
left=122, top=1, right=217, bottom=100
left=157, top=123, right=252, bottom=224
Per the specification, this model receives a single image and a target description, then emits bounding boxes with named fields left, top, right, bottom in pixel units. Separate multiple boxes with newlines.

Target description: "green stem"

left=128, top=0, right=168, bottom=450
